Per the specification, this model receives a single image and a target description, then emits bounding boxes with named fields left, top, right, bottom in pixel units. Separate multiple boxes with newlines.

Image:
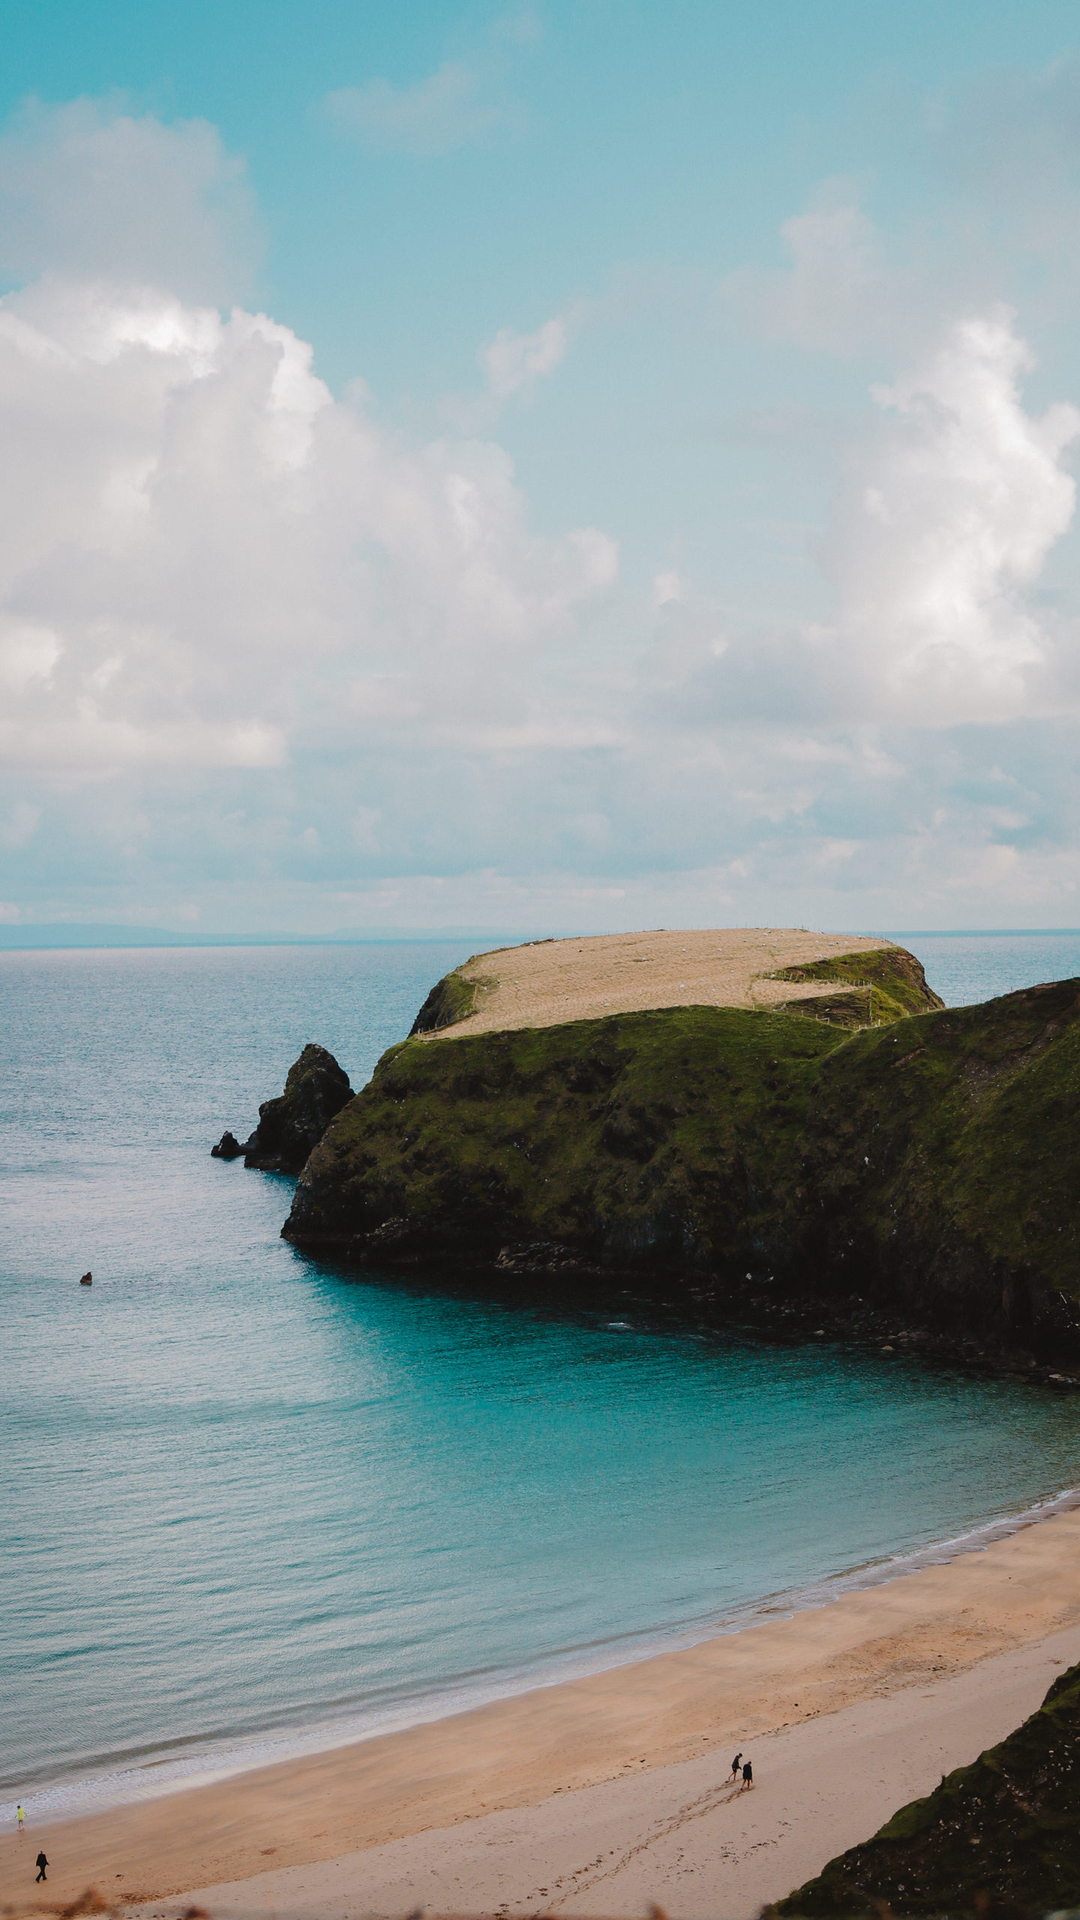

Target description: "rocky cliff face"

left=282, top=974, right=1080, bottom=1362
left=770, top=1660, right=1080, bottom=1917
left=214, top=1043, right=352, bottom=1174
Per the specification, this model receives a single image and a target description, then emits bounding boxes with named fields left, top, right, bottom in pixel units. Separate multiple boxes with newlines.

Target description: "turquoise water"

left=4, top=936, right=1080, bottom=1816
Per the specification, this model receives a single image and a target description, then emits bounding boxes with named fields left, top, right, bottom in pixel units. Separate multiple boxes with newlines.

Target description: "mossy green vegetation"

left=288, top=1002, right=841, bottom=1272
left=770, top=946, right=946, bottom=1025
left=770, top=1661, right=1080, bottom=1917
left=409, top=966, right=485, bottom=1032
left=284, top=973, right=1080, bottom=1359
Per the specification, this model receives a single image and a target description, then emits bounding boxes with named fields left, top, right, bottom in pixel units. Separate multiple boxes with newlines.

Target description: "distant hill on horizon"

left=0, top=923, right=541, bottom=950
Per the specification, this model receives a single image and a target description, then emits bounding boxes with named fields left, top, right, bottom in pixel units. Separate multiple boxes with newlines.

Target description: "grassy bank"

left=771, top=1661, right=1080, bottom=1918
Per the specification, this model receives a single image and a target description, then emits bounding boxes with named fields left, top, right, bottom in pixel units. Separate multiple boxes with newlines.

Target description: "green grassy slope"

left=793, top=977, right=1080, bottom=1339
left=408, top=966, right=485, bottom=1033
left=771, top=946, right=947, bottom=1026
left=286, top=1002, right=841, bottom=1272
left=283, top=974, right=1080, bottom=1357
left=770, top=1662, right=1080, bottom=1918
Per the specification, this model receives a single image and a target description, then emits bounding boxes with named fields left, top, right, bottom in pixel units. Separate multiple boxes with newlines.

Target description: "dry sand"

left=9, top=1507, right=1080, bottom=1920
left=432, top=928, right=894, bottom=1039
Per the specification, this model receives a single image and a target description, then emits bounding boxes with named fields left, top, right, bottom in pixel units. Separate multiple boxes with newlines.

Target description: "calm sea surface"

left=4, top=933, right=1080, bottom=1814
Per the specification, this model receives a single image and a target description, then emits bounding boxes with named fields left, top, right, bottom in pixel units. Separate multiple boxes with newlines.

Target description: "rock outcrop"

left=770, top=1660, right=1080, bottom=1916
left=282, top=968, right=1080, bottom=1363
left=213, top=1044, right=352, bottom=1175
left=211, top=1130, right=246, bottom=1160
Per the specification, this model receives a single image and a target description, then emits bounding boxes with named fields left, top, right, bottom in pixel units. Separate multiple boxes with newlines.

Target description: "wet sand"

left=7, top=1505, right=1080, bottom=1919
left=433, top=927, right=894, bottom=1037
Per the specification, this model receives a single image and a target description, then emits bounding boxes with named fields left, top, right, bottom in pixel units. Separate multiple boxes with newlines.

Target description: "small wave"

left=8, top=1478, right=1080, bottom=1827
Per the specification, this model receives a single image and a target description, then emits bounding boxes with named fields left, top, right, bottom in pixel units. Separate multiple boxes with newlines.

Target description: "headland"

left=283, top=927, right=1080, bottom=1371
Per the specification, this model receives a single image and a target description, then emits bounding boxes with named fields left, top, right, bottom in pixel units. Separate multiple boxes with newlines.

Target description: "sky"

left=3, top=2, right=1080, bottom=935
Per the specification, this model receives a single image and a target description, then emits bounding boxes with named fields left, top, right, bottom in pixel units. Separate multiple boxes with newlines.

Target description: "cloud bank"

left=0, top=278, right=615, bottom=783
left=3, top=88, right=1080, bottom=935
left=4, top=271, right=1077, bottom=932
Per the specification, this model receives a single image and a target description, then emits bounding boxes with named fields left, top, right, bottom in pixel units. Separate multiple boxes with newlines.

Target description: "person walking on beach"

left=35, top=1851, right=48, bottom=1882
left=729, top=1752, right=743, bottom=1784
left=16, top=1805, right=24, bottom=1832
left=741, top=1760, right=753, bottom=1791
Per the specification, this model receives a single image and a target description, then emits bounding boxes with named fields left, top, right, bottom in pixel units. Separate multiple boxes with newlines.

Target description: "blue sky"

left=3, top=2, right=1080, bottom=933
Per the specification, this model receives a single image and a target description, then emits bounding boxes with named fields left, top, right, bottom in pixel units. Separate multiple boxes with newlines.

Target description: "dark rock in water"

left=211, top=1131, right=249, bottom=1160
left=769, top=1660, right=1080, bottom=1917
left=79, top=1271, right=92, bottom=1286
left=235, top=1043, right=353, bottom=1174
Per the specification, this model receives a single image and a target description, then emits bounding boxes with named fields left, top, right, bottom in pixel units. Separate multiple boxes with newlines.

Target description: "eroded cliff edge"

left=282, top=945, right=1080, bottom=1362
left=770, top=1659, right=1080, bottom=1917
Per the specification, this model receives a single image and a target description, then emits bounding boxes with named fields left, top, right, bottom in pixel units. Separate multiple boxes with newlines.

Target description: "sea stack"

left=212, top=1043, right=353, bottom=1175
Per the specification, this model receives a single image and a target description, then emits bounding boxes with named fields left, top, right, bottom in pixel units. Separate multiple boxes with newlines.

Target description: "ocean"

left=4, top=930, right=1080, bottom=1818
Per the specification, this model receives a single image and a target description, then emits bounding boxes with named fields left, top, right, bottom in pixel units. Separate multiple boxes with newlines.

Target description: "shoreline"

left=124, top=1624, right=1080, bottom=1920
left=11, top=1473, right=1080, bottom=1827
left=6, top=1504, right=1080, bottom=1915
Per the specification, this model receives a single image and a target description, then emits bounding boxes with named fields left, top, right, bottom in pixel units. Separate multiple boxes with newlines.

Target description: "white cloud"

left=824, top=309, right=1080, bottom=719
left=324, top=62, right=523, bottom=156
left=5, top=99, right=1080, bottom=935
left=0, top=621, right=61, bottom=691
left=0, top=99, right=259, bottom=303
left=0, top=276, right=617, bottom=779
left=480, top=317, right=567, bottom=399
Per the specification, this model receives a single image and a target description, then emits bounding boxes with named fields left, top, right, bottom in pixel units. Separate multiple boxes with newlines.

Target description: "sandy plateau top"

left=433, top=925, right=895, bottom=1039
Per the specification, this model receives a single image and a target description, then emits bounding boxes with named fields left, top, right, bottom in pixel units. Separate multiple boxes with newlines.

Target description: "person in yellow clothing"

left=16, top=1806, right=24, bottom=1832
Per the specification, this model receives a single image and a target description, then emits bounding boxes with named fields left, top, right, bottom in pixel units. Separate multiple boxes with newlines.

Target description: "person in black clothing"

left=36, top=1852, right=48, bottom=1882
left=741, top=1760, right=753, bottom=1790
left=729, top=1751, right=742, bottom=1783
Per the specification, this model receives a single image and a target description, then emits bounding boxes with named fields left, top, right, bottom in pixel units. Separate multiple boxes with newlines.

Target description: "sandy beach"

left=433, top=928, right=895, bottom=1038
left=7, top=1505, right=1080, bottom=1919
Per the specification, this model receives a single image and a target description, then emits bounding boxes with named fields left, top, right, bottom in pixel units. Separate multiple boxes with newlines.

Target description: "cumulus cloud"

left=5, top=274, right=1076, bottom=930
left=671, top=309, right=1080, bottom=742
left=4, top=91, right=1080, bottom=935
left=0, top=277, right=617, bottom=782
left=324, top=61, right=524, bottom=156
left=824, top=309, right=1080, bottom=719
left=480, top=316, right=567, bottom=399
left=0, top=99, right=260, bottom=304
